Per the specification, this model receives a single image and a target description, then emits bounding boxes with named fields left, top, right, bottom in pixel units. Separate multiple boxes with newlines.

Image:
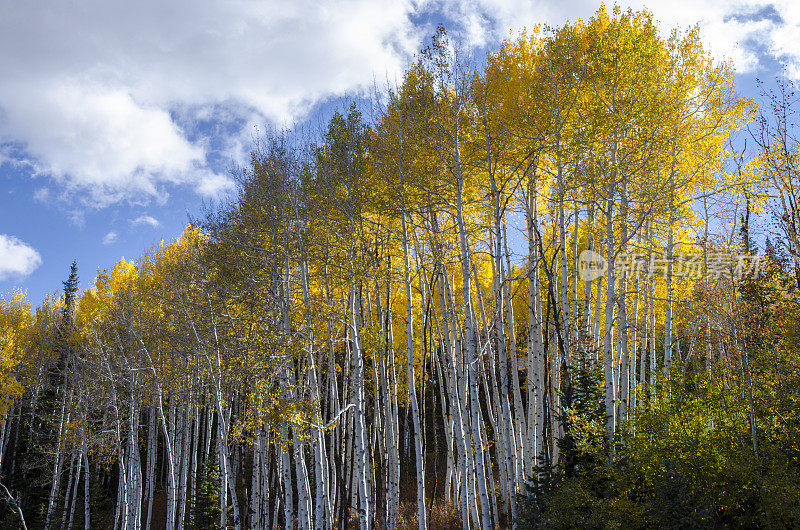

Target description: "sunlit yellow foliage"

left=0, top=290, right=30, bottom=422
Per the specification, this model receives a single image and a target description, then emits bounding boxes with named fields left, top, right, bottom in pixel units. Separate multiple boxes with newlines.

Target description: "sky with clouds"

left=0, top=0, right=797, bottom=305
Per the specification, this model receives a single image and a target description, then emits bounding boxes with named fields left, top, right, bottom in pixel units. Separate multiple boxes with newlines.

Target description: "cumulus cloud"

left=130, top=215, right=160, bottom=228
left=0, top=234, right=42, bottom=280
left=1, top=83, right=204, bottom=206
left=0, top=0, right=422, bottom=206
left=102, top=231, right=118, bottom=245
left=0, top=0, right=797, bottom=211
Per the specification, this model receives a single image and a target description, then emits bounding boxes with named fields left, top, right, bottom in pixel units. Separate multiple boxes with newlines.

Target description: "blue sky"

left=0, top=0, right=797, bottom=306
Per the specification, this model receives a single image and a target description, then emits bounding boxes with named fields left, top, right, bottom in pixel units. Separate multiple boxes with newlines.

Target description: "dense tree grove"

left=1, top=6, right=799, bottom=529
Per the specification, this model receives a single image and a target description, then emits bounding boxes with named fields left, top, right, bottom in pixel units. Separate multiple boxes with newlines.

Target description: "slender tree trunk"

left=603, top=193, right=617, bottom=457
left=664, top=169, right=676, bottom=380
left=349, top=281, right=372, bottom=530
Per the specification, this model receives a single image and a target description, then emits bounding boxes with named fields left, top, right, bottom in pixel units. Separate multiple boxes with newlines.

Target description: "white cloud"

left=195, top=171, right=236, bottom=199
left=0, top=234, right=42, bottom=281
left=102, top=231, right=118, bottom=245
left=1, top=0, right=797, bottom=211
left=0, top=0, right=423, bottom=206
left=1, top=83, right=204, bottom=206
left=32, top=187, right=50, bottom=203
left=131, top=215, right=160, bottom=228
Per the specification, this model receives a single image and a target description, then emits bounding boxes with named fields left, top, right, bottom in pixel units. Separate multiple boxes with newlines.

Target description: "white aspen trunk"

left=262, top=426, right=271, bottom=529
left=617, top=187, right=631, bottom=424
left=400, top=209, right=427, bottom=530
left=223, top=402, right=241, bottom=524
left=440, top=263, right=471, bottom=530
left=324, top=271, right=341, bottom=527
left=649, top=269, right=657, bottom=388
left=220, top=402, right=241, bottom=530
left=284, top=253, right=316, bottom=530
left=302, top=292, right=328, bottom=530
left=310, top=364, right=328, bottom=530
left=489, top=174, right=518, bottom=525
left=639, top=276, right=649, bottom=401
left=462, top=344, right=480, bottom=529
left=482, top=94, right=524, bottom=510
left=373, top=278, right=389, bottom=526
left=484, top=306, right=508, bottom=513
left=272, top=470, right=282, bottom=530
left=389, top=313, right=401, bottom=530
left=174, top=405, right=185, bottom=530
left=559, top=164, right=571, bottom=369
left=454, top=135, right=492, bottom=530
left=618, top=271, right=630, bottom=424
left=475, top=278, right=497, bottom=426
left=481, top=422, right=500, bottom=530
left=75, top=400, right=90, bottom=530
left=44, top=387, right=69, bottom=530
left=630, top=265, right=640, bottom=414
left=376, top=354, right=388, bottom=527
left=293, top=423, right=313, bottom=530
left=603, top=193, right=617, bottom=456
left=664, top=215, right=675, bottom=380
left=349, top=282, right=372, bottom=530
left=251, top=428, right=261, bottom=530
left=115, top=454, right=126, bottom=530
left=127, top=386, right=142, bottom=530
left=549, top=331, right=562, bottom=465
left=475, top=259, right=508, bottom=517
left=593, top=262, right=605, bottom=352
left=703, top=196, right=712, bottom=371
left=61, top=452, right=77, bottom=530
left=250, top=426, right=267, bottom=530
left=613, top=304, right=621, bottom=420
left=526, top=179, right=545, bottom=480
left=481, top=249, right=506, bottom=518
left=138, top=342, right=176, bottom=530
left=412, top=247, right=431, bottom=523
left=67, top=441, right=82, bottom=530
left=176, top=403, right=191, bottom=530
left=584, top=206, right=596, bottom=340
left=503, top=222, right=526, bottom=488
left=342, top=330, right=355, bottom=520
left=83, top=436, right=90, bottom=530
left=108, top=367, right=129, bottom=530
left=433, top=328, right=454, bottom=502
left=378, top=277, right=399, bottom=530
left=204, top=406, right=213, bottom=462
left=145, top=401, right=156, bottom=530
left=572, top=201, right=580, bottom=350
left=167, top=393, right=177, bottom=530
left=280, top=429, right=293, bottom=530
left=443, top=264, right=476, bottom=529
left=664, top=166, right=676, bottom=380
left=188, top=406, right=199, bottom=529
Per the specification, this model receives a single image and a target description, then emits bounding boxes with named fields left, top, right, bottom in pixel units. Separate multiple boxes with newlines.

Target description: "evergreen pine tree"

left=190, top=453, right=222, bottom=529
left=61, top=260, right=79, bottom=328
